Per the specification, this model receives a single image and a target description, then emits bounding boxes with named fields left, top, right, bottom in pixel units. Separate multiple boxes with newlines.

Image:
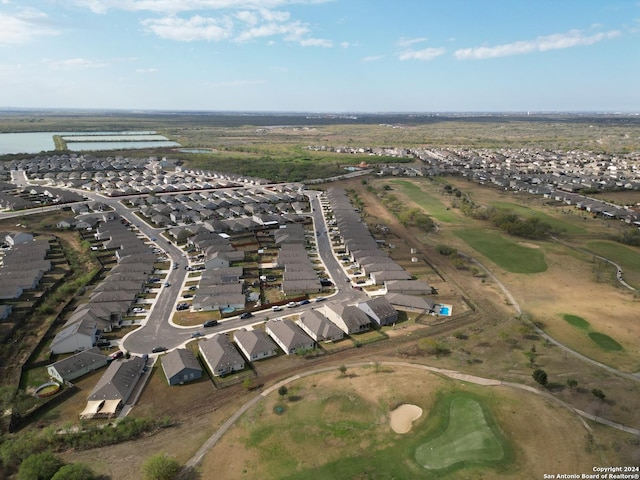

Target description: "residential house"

left=297, top=309, right=344, bottom=343
left=357, top=297, right=398, bottom=326
left=265, top=319, right=315, bottom=355
left=80, top=356, right=146, bottom=419
left=161, top=348, right=203, bottom=385
left=199, top=334, right=245, bottom=376
left=234, top=329, right=279, bottom=361
left=320, top=303, right=371, bottom=335
left=47, top=347, right=109, bottom=383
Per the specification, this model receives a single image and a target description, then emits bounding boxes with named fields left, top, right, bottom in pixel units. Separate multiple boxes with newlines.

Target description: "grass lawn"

left=563, top=314, right=590, bottom=329
left=585, top=240, right=640, bottom=273
left=454, top=229, right=547, bottom=274
left=490, top=201, right=587, bottom=235
left=415, top=394, right=506, bottom=471
left=588, top=332, right=623, bottom=351
left=389, top=180, right=459, bottom=223
left=561, top=313, right=624, bottom=353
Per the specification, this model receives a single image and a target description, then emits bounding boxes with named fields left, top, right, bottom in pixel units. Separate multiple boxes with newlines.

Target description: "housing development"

left=0, top=115, right=638, bottom=479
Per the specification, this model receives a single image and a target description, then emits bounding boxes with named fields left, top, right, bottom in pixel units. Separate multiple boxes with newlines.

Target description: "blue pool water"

left=221, top=307, right=235, bottom=314
left=439, top=306, right=450, bottom=315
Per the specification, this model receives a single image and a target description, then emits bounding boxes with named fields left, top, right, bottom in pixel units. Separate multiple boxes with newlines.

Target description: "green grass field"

left=490, top=201, right=587, bottom=235
left=390, top=180, right=460, bottom=223
left=415, top=395, right=505, bottom=470
left=562, top=314, right=623, bottom=352
left=585, top=241, right=640, bottom=273
left=588, top=332, right=624, bottom=351
left=455, top=229, right=548, bottom=274
left=563, top=314, right=590, bottom=329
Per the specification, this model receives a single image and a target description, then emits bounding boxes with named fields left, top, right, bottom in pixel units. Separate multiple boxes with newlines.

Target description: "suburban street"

left=75, top=186, right=369, bottom=355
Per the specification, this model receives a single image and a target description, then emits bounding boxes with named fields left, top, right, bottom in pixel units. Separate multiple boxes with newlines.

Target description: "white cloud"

left=455, top=29, right=621, bottom=60
left=361, top=55, right=384, bottom=62
left=46, top=58, right=108, bottom=69
left=299, top=37, right=332, bottom=47
left=73, top=0, right=331, bottom=15
left=0, top=10, right=60, bottom=45
left=340, top=41, right=356, bottom=48
left=398, top=47, right=445, bottom=61
left=142, top=15, right=233, bottom=41
left=396, top=37, right=428, bottom=47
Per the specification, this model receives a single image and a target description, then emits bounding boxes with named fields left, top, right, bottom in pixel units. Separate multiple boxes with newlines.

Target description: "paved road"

left=81, top=187, right=368, bottom=356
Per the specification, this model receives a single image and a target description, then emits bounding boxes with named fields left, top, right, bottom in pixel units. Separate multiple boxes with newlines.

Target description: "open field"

left=389, top=180, right=459, bottom=223
left=201, top=365, right=623, bottom=479
left=2, top=115, right=640, bottom=479
left=454, top=229, right=548, bottom=273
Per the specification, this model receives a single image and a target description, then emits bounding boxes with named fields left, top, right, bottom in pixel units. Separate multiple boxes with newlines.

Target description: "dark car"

left=109, top=350, right=124, bottom=360
left=182, top=293, right=193, bottom=298
left=297, top=300, right=310, bottom=306
left=151, top=346, right=167, bottom=353
left=203, top=320, right=218, bottom=328
left=240, top=312, right=253, bottom=319
left=320, top=279, right=333, bottom=287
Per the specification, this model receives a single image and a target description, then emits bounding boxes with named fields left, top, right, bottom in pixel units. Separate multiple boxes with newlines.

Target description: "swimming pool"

left=437, top=304, right=452, bottom=316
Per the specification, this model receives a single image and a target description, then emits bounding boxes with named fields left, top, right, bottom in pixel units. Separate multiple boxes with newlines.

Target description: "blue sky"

left=0, top=0, right=638, bottom=112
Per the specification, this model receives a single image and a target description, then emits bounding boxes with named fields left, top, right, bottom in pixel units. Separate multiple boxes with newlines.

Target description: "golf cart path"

left=181, top=361, right=639, bottom=474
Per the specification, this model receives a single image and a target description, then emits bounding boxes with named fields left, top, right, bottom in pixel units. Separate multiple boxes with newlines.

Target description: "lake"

left=0, top=131, right=180, bottom=155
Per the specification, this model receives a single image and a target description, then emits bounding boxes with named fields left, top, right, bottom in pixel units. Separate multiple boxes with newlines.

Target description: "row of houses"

left=163, top=295, right=400, bottom=383
left=0, top=184, right=84, bottom=211
left=324, top=187, right=434, bottom=295
left=18, top=154, right=275, bottom=197
left=50, top=217, right=157, bottom=354
left=0, top=234, right=51, bottom=301
left=274, top=223, right=322, bottom=296
left=134, top=184, right=309, bottom=231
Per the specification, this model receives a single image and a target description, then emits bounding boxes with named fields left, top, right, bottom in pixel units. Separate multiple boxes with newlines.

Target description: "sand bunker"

left=389, top=404, right=423, bottom=434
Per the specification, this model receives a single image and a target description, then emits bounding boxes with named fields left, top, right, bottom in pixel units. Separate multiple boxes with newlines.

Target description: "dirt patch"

left=518, top=242, right=540, bottom=249
left=389, top=403, right=423, bottom=433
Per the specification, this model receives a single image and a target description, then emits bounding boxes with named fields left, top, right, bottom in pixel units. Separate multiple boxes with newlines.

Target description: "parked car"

left=163, top=282, right=171, bottom=287
left=96, top=340, right=111, bottom=348
left=182, top=293, right=193, bottom=298
left=240, top=312, right=253, bottom=319
left=151, top=346, right=167, bottom=353
left=190, top=332, right=203, bottom=338
left=176, top=304, right=189, bottom=311
left=188, top=285, right=198, bottom=290
left=271, top=306, right=283, bottom=312
left=286, top=302, right=297, bottom=308
left=203, top=320, right=218, bottom=328
left=297, top=300, right=310, bottom=306
left=314, top=297, right=326, bottom=302
left=132, top=307, right=145, bottom=313
left=110, top=350, right=124, bottom=360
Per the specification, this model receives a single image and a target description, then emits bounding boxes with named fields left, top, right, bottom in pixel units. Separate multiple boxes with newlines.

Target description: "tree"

left=278, top=385, right=288, bottom=397
left=338, top=365, right=347, bottom=376
left=532, top=369, right=548, bottom=387
left=591, top=388, right=606, bottom=401
left=18, top=452, right=63, bottom=480
left=566, top=379, right=578, bottom=391
left=242, top=377, right=253, bottom=390
left=51, top=463, right=96, bottom=480
left=142, top=453, right=181, bottom=480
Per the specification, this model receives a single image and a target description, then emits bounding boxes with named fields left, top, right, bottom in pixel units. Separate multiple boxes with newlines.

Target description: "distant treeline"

left=3, top=111, right=640, bottom=133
